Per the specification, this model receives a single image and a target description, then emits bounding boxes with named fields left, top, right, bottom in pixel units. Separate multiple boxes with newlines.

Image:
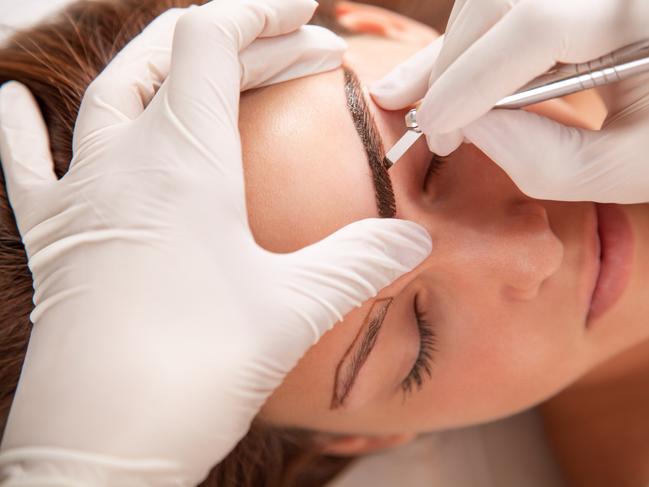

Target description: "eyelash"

left=401, top=293, right=437, bottom=397
left=422, top=153, right=448, bottom=192
left=401, top=153, right=445, bottom=396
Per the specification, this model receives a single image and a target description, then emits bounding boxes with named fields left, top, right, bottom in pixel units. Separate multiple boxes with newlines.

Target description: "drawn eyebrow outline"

left=343, top=66, right=396, bottom=218
left=330, top=297, right=394, bottom=409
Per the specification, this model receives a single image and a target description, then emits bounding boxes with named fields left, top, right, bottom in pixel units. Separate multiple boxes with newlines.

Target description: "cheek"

left=402, top=267, right=582, bottom=428
left=433, top=311, right=581, bottom=427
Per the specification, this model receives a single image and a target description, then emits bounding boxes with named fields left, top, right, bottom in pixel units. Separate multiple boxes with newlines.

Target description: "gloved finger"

left=167, top=0, right=318, bottom=151
left=597, top=71, right=649, bottom=115
left=463, top=109, right=641, bottom=202
left=370, top=36, right=444, bottom=110
left=429, top=0, right=515, bottom=86
left=74, top=8, right=187, bottom=148
left=417, top=1, right=616, bottom=137
left=279, top=218, right=431, bottom=346
left=426, top=129, right=464, bottom=156
left=445, top=0, right=469, bottom=32
left=0, top=82, right=56, bottom=229
left=241, top=26, right=347, bottom=91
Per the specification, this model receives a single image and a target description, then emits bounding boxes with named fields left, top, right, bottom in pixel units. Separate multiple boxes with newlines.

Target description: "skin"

left=238, top=2, right=649, bottom=473
left=540, top=343, right=649, bottom=487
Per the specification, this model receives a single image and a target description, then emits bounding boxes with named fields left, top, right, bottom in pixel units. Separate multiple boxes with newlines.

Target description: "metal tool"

left=384, top=39, right=649, bottom=169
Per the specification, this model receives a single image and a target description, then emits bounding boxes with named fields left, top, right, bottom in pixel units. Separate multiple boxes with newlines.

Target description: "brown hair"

left=0, top=0, right=442, bottom=485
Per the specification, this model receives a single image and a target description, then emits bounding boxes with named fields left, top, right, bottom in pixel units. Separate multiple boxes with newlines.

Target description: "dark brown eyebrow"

left=343, top=67, right=396, bottom=218
left=330, top=298, right=393, bottom=409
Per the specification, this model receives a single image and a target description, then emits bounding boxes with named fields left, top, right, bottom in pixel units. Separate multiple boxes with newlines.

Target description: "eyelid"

left=422, top=153, right=450, bottom=195
left=402, top=290, right=437, bottom=397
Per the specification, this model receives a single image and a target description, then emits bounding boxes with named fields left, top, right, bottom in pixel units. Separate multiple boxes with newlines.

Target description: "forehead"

left=237, top=36, right=435, bottom=429
left=239, top=68, right=378, bottom=253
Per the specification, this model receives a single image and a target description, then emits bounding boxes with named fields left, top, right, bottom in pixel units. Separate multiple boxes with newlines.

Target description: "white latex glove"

left=371, top=0, right=649, bottom=203
left=0, top=2, right=432, bottom=486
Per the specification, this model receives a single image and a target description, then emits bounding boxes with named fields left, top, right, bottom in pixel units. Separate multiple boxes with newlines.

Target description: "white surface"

left=329, top=409, right=566, bottom=487
left=0, top=0, right=75, bottom=42
left=0, top=1, right=565, bottom=485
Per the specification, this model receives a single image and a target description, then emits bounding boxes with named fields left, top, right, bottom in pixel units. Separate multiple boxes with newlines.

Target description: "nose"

left=389, top=138, right=565, bottom=301
left=429, top=199, right=564, bottom=302
left=497, top=201, right=564, bottom=300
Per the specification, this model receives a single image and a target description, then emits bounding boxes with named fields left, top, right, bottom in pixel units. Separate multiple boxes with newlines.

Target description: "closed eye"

left=402, top=292, right=437, bottom=397
left=423, top=153, right=448, bottom=192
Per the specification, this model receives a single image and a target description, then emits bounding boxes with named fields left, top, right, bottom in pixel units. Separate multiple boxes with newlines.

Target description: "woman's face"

left=238, top=3, right=649, bottom=440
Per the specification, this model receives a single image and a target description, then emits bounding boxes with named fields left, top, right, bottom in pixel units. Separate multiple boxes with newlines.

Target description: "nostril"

left=503, top=284, right=543, bottom=301
left=510, top=200, right=551, bottom=224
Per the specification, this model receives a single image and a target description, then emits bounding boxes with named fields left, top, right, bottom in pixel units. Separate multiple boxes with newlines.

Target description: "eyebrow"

left=330, top=298, right=393, bottom=409
left=343, top=67, right=396, bottom=218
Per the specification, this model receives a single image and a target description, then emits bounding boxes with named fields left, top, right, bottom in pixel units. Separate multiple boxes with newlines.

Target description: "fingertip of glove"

left=0, top=82, right=40, bottom=140
left=331, top=33, right=348, bottom=52
left=302, top=25, right=348, bottom=51
left=368, top=80, right=391, bottom=99
left=0, top=81, right=29, bottom=112
left=400, top=219, right=433, bottom=252
left=284, top=0, right=319, bottom=15
left=462, top=110, right=522, bottom=155
left=369, top=81, right=412, bottom=110
left=377, top=219, right=432, bottom=269
left=306, top=0, right=320, bottom=17
left=425, top=129, right=463, bottom=156
left=1, top=80, right=25, bottom=94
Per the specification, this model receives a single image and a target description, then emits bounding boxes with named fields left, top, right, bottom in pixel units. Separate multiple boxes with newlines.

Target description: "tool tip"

left=383, top=155, right=394, bottom=170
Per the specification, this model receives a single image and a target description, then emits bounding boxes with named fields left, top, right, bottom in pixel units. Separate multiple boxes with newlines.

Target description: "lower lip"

left=587, top=204, right=634, bottom=323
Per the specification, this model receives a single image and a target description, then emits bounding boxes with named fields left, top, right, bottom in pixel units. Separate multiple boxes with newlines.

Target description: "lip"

left=587, top=204, right=634, bottom=324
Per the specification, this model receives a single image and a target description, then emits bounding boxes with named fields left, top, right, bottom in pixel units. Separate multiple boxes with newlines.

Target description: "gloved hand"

left=0, top=1, right=431, bottom=486
left=371, top=0, right=649, bottom=203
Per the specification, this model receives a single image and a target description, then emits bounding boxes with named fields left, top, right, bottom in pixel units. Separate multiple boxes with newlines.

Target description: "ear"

left=335, top=1, right=437, bottom=45
left=313, top=432, right=417, bottom=456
